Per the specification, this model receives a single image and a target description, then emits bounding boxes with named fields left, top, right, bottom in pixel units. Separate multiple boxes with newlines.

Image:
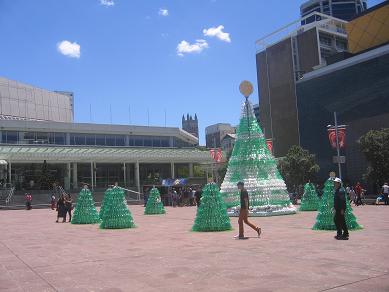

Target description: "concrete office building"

left=0, top=77, right=73, bottom=122
left=205, top=123, right=235, bottom=148
left=301, top=0, right=367, bottom=22
left=256, top=12, right=348, bottom=157
left=0, top=78, right=213, bottom=193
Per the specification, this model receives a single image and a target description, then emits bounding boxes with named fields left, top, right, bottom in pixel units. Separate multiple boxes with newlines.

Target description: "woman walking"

left=56, top=194, right=66, bottom=223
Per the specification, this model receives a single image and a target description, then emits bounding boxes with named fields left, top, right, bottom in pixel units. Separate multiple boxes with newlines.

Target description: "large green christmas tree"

left=192, top=183, right=232, bottom=232
left=300, top=183, right=320, bottom=211
left=313, top=179, right=362, bottom=230
left=144, top=187, right=166, bottom=215
left=71, top=188, right=100, bottom=224
left=220, top=98, right=296, bottom=217
left=100, top=187, right=135, bottom=229
left=99, top=188, right=112, bottom=220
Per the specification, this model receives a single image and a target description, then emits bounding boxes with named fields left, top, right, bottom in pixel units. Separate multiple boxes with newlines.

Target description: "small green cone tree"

left=71, top=188, right=100, bottom=224
left=99, top=188, right=112, bottom=220
left=144, top=187, right=166, bottom=215
left=313, top=179, right=362, bottom=230
left=300, top=183, right=320, bottom=211
left=192, top=183, right=232, bottom=232
left=100, top=187, right=135, bottom=229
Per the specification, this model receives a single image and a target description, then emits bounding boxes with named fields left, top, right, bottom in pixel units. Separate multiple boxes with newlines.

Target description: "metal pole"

left=334, top=112, right=342, bottom=180
left=245, top=97, right=251, bottom=138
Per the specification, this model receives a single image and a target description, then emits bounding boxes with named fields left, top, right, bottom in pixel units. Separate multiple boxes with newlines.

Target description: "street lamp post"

left=334, top=112, right=342, bottom=180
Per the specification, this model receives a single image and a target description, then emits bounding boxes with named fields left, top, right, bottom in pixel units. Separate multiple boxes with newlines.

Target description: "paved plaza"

left=0, top=205, right=388, bottom=292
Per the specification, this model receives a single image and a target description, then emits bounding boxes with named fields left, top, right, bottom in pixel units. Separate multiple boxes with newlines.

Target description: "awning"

left=0, top=145, right=214, bottom=164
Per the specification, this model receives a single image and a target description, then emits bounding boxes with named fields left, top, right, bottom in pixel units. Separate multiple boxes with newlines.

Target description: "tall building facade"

left=256, top=13, right=348, bottom=157
left=182, top=113, right=199, bottom=138
left=300, top=0, right=367, bottom=22
left=205, top=123, right=235, bottom=148
left=296, top=1, right=389, bottom=183
left=0, top=77, right=74, bottom=122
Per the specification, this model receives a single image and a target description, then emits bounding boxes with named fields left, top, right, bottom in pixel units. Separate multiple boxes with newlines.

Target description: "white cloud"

left=100, top=0, right=114, bottom=7
left=159, top=8, right=169, bottom=16
left=57, top=40, right=81, bottom=58
left=176, top=39, right=208, bottom=57
left=203, top=25, right=231, bottom=43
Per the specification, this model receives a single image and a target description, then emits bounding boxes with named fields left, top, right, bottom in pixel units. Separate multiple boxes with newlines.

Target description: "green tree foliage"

left=359, top=128, right=389, bottom=187
left=277, top=146, right=320, bottom=194
left=39, top=160, right=54, bottom=190
left=217, top=150, right=232, bottom=183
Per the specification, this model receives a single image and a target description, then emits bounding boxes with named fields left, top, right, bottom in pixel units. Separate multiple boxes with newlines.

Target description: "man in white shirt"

left=382, top=183, right=389, bottom=205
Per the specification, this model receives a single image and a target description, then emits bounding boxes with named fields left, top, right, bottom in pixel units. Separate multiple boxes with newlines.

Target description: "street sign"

left=333, top=156, right=346, bottom=164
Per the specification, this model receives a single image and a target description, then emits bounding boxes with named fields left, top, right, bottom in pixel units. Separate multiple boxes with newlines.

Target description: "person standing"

left=65, top=194, right=73, bottom=222
left=236, top=182, right=261, bottom=239
left=25, top=193, right=32, bottom=210
left=382, top=183, right=389, bottom=205
left=195, top=187, right=202, bottom=208
left=50, top=194, right=56, bottom=210
left=56, top=194, right=66, bottom=223
left=334, top=178, right=349, bottom=240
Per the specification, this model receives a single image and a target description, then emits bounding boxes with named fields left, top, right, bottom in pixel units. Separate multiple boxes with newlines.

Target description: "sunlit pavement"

left=0, top=205, right=388, bottom=292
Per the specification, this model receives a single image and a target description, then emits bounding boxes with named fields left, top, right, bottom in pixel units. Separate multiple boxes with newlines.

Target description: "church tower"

left=182, top=113, right=199, bottom=138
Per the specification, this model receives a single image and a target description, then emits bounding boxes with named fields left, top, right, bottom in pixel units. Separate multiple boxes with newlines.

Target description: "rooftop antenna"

left=128, top=105, right=131, bottom=125
left=110, top=104, right=112, bottom=124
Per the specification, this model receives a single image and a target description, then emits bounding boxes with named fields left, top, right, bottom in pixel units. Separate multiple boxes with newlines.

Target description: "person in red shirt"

left=25, top=193, right=32, bottom=210
left=354, top=182, right=363, bottom=206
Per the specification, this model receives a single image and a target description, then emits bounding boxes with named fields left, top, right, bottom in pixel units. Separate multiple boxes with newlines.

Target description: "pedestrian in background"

left=334, top=178, right=349, bottom=240
left=65, top=193, right=73, bottom=222
left=382, top=182, right=389, bottom=205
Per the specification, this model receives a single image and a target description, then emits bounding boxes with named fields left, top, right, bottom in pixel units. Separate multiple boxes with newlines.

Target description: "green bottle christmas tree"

left=99, top=188, right=112, bottom=220
left=313, top=179, right=362, bottom=230
left=100, top=187, right=135, bottom=229
left=299, top=183, right=320, bottom=211
left=192, top=183, right=232, bottom=232
left=71, top=187, right=100, bottom=224
left=220, top=86, right=296, bottom=217
left=144, top=187, right=166, bottom=215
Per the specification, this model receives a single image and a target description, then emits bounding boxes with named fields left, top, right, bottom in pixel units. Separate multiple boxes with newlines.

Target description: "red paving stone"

left=0, top=205, right=389, bottom=292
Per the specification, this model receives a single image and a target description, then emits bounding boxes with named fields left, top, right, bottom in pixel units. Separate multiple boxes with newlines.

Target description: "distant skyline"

left=0, top=0, right=384, bottom=144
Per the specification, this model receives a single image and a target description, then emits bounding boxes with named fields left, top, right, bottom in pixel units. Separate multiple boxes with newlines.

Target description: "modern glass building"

left=296, top=43, right=389, bottom=183
left=300, top=0, right=367, bottom=22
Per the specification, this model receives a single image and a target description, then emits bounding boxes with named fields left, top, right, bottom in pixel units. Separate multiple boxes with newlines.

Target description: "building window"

left=2, top=131, right=18, bottom=144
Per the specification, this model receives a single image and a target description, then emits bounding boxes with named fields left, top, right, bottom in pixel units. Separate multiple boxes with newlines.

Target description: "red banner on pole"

left=266, top=139, right=273, bottom=153
left=327, top=127, right=346, bottom=149
left=210, top=148, right=223, bottom=162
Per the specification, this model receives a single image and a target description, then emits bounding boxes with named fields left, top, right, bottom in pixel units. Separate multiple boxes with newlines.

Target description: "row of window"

left=0, top=131, right=195, bottom=148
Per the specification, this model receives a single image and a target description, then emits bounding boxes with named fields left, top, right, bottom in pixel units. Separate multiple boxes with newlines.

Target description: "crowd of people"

left=143, top=186, right=203, bottom=208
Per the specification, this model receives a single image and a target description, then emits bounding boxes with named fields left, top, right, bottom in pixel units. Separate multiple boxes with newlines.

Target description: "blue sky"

left=0, top=0, right=384, bottom=144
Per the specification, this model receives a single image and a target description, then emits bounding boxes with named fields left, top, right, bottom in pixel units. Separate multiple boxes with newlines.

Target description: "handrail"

left=5, top=187, right=15, bottom=205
